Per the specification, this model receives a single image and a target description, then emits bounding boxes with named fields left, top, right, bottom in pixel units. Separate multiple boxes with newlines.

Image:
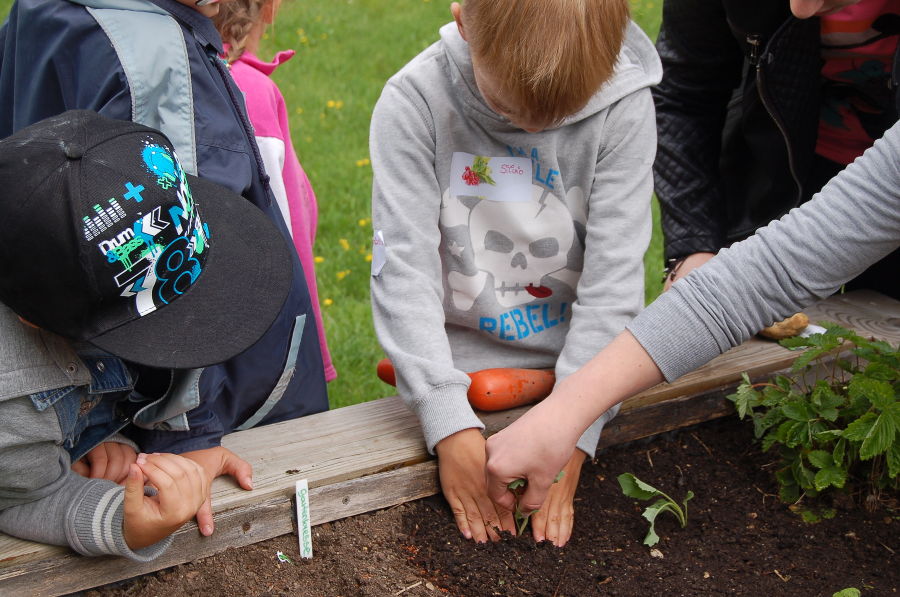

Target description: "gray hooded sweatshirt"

left=370, top=21, right=662, bottom=455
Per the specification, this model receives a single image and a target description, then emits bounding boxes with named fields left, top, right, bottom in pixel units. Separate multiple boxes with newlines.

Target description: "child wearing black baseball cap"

left=0, top=111, right=293, bottom=559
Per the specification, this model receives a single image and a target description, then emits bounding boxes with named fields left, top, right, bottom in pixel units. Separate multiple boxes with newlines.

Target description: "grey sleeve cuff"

left=104, top=433, right=140, bottom=454
left=66, top=482, right=173, bottom=562
left=626, top=288, right=730, bottom=383
left=412, top=383, right=485, bottom=454
left=575, top=402, right=621, bottom=458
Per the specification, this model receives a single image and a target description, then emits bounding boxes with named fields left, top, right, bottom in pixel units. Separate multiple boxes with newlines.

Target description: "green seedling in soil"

left=507, top=472, right=564, bottom=535
left=833, top=589, right=861, bottom=597
left=617, top=472, right=693, bottom=546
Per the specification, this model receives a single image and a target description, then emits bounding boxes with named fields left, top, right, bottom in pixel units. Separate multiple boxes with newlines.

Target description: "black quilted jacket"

left=653, top=0, right=900, bottom=261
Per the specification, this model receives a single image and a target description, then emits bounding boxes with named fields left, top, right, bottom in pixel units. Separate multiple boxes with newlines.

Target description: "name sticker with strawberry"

left=449, top=152, right=532, bottom=203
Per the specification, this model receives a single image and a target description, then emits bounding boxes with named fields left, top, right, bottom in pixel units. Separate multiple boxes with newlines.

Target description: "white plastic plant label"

left=295, top=479, right=313, bottom=558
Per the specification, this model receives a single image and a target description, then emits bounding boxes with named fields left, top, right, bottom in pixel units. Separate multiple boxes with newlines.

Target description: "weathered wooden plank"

left=1, top=291, right=897, bottom=595
left=0, top=463, right=441, bottom=597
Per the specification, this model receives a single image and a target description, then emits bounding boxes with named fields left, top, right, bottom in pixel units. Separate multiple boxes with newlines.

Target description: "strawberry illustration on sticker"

left=462, top=155, right=496, bottom=186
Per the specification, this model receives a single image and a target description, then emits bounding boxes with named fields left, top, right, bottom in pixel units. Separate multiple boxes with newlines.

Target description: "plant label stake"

left=295, top=479, right=313, bottom=558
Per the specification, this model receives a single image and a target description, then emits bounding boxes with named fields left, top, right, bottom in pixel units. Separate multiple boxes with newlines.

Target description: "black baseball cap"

left=0, top=110, right=292, bottom=369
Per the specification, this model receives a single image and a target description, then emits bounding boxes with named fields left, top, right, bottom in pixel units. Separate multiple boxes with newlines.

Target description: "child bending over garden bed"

left=369, top=0, right=661, bottom=546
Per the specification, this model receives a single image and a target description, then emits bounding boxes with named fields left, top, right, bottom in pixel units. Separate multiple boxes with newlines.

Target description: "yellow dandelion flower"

left=314, top=256, right=325, bottom=263
left=300, top=36, right=309, bottom=44
left=358, top=218, right=369, bottom=227
left=323, top=298, right=333, bottom=306
left=365, top=254, right=373, bottom=262
left=335, top=100, right=344, bottom=109
left=295, top=107, right=304, bottom=115
left=355, top=157, right=370, bottom=167
left=326, top=100, right=336, bottom=108
left=339, top=238, right=350, bottom=251
left=336, top=269, right=351, bottom=281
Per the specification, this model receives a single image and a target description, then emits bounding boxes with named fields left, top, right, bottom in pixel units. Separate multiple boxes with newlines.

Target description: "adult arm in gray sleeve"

left=630, top=119, right=900, bottom=381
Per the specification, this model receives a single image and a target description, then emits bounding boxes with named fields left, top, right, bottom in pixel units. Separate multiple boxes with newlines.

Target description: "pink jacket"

left=229, top=49, right=336, bottom=381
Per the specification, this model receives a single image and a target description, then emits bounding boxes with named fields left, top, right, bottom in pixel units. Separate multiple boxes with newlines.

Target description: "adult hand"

left=435, top=428, right=516, bottom=542
left=663, top=252, right=716, bottom=291
left=485, top=396, right=582, bottom=515
left=71, top=441, right=138, bottom=484
left=180, top=446, right=254, bottom=536
left=123, top=453, right=207, bottom=550
left=529, top=450, right=586, bottom=547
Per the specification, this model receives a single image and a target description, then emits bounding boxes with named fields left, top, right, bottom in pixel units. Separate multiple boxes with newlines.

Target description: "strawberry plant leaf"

left=888, top=442, right=900, bottom=478
left=807, top=450, right=833, bottom=469
left=842, top=412, right=877, bottom=442
left=849, top=376, right=894, bottom=409
left=859, top=411, right=896, bottom=460
left=728, top=373, right=757, bottom=419
left=832, top=437, right=847, bottom=467
left=832, top=588, right=861, bottom=597
left=814, top=465, right=847, bottom=491
left=864, top=361, right=896, bottom=381
left=782, top=401, right=814, bottom=422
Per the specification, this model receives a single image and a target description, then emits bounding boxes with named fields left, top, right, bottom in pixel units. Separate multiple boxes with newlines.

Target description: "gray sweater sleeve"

left=370, top=83, right=484, bottom=453
left=556, top=90, right=656, bottom=457
left=628, top=121, right=900, bottom=381
left=0, top=395, right=171, bottom=561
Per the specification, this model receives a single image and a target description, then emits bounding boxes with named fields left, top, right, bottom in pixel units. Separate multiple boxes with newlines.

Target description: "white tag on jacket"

left=449, top=152, right=532, bottom=202
left=371, top=230, right=386, bottom=276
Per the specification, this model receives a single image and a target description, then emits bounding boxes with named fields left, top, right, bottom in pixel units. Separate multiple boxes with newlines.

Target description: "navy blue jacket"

left=0, top=0, right=329, bottom=452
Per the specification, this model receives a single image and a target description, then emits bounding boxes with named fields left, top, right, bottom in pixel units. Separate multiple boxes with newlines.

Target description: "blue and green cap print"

left=0, top=111, right=292, bottom=369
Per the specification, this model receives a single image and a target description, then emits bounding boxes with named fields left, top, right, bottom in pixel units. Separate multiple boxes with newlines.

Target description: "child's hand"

left=123, top=453, right=207, bottom=550
left=179, top=446, right=254, bottom=537
left=435, top=428, right=516, bottom=543
left=72, top=441, right=138, bottom=484
left=529, top=451, right=585, bottom=547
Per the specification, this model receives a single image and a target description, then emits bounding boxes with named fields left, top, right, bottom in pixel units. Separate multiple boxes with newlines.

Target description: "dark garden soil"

left=89, top=415, right=898, bottom=597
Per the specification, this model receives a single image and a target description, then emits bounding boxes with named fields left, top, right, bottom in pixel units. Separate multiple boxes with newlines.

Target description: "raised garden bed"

left=2, top=290, right=899, bottom=596
left=90, top=415, right=898, bottom=596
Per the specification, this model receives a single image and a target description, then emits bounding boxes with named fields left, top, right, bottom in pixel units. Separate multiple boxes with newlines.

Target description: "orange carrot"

left=375, top=359, right=555, bottom=412
left=467, top=368, right=555, bottom=411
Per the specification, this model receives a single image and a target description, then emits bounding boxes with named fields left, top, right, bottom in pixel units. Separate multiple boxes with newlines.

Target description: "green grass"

left=0, top=0, right=664, bottom=409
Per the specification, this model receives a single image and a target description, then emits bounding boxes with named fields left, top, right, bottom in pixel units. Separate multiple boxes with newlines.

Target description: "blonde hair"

left=213, top=0, right=270, bottom=64
left=461, top=0, right=629, bottom=126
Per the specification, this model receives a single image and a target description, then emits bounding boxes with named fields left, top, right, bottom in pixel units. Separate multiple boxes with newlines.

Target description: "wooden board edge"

left=0, top=463, right=440, bottom=596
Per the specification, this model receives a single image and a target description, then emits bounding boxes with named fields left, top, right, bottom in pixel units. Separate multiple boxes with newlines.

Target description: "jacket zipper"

left=207, top=49, right=275, bottom=206
left=748, top=32, right=804, bottom=207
